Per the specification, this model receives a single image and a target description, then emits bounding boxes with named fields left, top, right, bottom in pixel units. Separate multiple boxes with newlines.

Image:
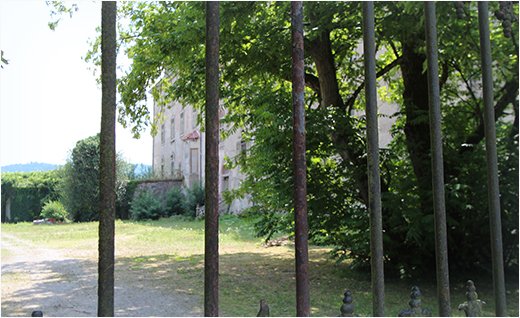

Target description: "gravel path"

left=1, top=232, right=202, bottom=317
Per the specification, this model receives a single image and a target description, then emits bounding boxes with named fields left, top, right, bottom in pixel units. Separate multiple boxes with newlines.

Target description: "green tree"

left=60, top=134, right=130, bottom=222
left=95, top=2, right=517, bottom=275
left=61, top=135, right=101, bottom=222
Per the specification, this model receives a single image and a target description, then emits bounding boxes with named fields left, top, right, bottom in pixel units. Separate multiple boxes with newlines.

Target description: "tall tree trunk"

left=204, top=2, right=220, bottom=316
left=98, top=1, right=117, bottom=316
left=291, top=2, right=310, bottom=316
left=400, top=42, right=434, bottom=220
left=307, top=30, right=370, bottom=204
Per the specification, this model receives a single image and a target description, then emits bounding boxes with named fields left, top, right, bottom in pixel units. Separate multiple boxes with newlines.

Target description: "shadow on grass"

left=115, top=250, right=519, bottom=317
left=1, top=257, right=201, bottom=317
left=2, top=251, right=517, bottom=317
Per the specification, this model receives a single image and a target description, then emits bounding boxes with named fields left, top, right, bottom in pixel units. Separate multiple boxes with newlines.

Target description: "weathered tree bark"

left=363, top=2, right=385, bottom=315
left=98, top=1, right=117, bottom=316
left=204, top=1, right=220, bottom=317
left=291, top=2, right=310, bottom=316
left=461, top=76, right=519, bottom=154
left=308, top=32, right=344, bottom=110
left=400, top=42, right=434, bottom=219
left=307, top=30, right=370, bottom=205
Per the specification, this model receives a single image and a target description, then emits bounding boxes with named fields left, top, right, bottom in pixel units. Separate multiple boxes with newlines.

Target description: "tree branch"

left=345, top=56, right=403, bottom=115
left=460, top=77, right=519, bottom=153
left=304, top=72, right=321, bottom=98
left=452, top=61, right=480, bottom=115
left=389, top=41, right=400, bottom=59
left=439, top=61, right=449, bottom=90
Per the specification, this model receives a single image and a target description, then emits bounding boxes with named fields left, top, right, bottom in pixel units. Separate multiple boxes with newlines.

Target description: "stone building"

left=151, top=71, right=397, bottom=214
left=152, top=97, right=251, bottom=214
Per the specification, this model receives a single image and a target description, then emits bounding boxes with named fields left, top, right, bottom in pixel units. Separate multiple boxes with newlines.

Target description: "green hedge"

left=1, top=170, right=61, bottom=222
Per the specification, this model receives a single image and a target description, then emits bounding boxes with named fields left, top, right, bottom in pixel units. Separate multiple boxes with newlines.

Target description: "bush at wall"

left=165, top=187, right=186, bottom=217
left=41, top=200, right=69, bottom=221
left=130, top=190, right=163, bottom=220
left=184, top=183, right=205, bottom=218
left=1, top=170, right=61, bottom=222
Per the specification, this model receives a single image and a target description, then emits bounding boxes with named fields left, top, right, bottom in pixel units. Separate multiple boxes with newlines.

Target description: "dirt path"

left=1, top=233, right=202, bottom=317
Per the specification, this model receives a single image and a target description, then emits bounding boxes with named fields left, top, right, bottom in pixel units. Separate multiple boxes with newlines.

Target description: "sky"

left=0, top=0, right=153, bottom=166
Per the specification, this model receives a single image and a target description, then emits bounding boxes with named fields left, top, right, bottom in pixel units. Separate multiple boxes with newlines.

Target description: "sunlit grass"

left=2, top=216, right=518, bottom=317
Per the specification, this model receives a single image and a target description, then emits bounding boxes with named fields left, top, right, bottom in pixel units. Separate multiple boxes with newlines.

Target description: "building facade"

left=152, top=98, right=251, bottom=214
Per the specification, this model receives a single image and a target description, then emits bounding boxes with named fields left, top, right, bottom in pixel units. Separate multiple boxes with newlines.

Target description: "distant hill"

left=1, top=162, right=152, bottom=176
left=1, top=162, right=59, bottom=173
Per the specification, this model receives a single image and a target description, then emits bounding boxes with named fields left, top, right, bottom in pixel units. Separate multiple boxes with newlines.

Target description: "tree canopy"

left=61, top=134, right=133, bottom=222
left=91, top=1, right=518, bottom=276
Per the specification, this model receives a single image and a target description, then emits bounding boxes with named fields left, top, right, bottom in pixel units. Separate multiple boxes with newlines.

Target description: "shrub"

left=117, top=180, right=139, bottom=220
left=1, top=170, right=62, bottom=222
left=41, top=200, right=69, bottom=221
left=184, top=183, right=205, bottom=218
left=165, top=187, right=186, bottom=216
left=60, top=134, right=134, bottom=222
left=130, top=190, right=163, bottom=220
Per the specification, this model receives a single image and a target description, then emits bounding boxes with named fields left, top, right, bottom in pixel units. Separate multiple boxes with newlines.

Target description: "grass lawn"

left=2, top=215, right=518, bottom=317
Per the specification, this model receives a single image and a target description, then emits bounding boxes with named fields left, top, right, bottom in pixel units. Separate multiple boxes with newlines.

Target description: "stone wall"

left=133, top=179, right=184, bottom=204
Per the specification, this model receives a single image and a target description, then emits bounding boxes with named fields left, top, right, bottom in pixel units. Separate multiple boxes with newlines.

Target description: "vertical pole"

left=291, top=2, right=310, bottom=316
left=362, top=2, right=385, bottom=316
left=477, top=2, right=507, bottom=316
left=98, top=1, right=117, bottom=317
left=424, top=2, right=451, bottom=316
left=205, top=1, right=220, bottom=316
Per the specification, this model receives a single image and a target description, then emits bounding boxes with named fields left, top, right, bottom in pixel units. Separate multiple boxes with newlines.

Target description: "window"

left=236, top=139, right=247, bottom=155
left=223, top=176, right=230, bottom=191
left=160, top=157, right=165, bottom=177
left=180, top=112, right=185, bottom=135
left=190, top=148, right=199, bottom=174
left=170, top=118, right=175, bottom=141
left=161, top=124, right=165, bottom=144
left=170, top=153, right=175, bottom=176
left=192, top=108, right=198, bottom=129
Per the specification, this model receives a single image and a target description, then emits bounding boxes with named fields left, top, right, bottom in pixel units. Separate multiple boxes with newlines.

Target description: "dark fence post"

left=205, top=1, right=220, bottom=316
left=291, top=1, right=310, bottom=316
left=362, top=2, right=385, bottom=316
left=457, top=280, right=484, bottom=317
left=477, top=2, right=507, bottom=316
left=340, top=290, right=355, bottom=317
left=423, top=2, right=451, bottom=316
left=98, top=1, right=117, bottom=316
left=398, top=286, right=432, bottom=317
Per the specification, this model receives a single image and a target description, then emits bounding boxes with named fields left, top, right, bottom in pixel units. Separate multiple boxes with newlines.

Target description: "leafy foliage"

left=103, top=1, right=518, bottom=276
left=60, top=135, right=101, bottom=222
left=130, top=190, right=163, bottom=221
left=60, top=134, right=133, bottom=222
left=1, top=170, right=62, bottom=221
left=183, top=182, right=205, bottom=218
left=1, top=50, right=8, bottom=69
left=41, top=200, right=69, bottom=221
left=165, top=187, right=186, bottom=217
left=117, top=180, right=139, bottom=220
left=46, top=1, right=79, bottom=31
